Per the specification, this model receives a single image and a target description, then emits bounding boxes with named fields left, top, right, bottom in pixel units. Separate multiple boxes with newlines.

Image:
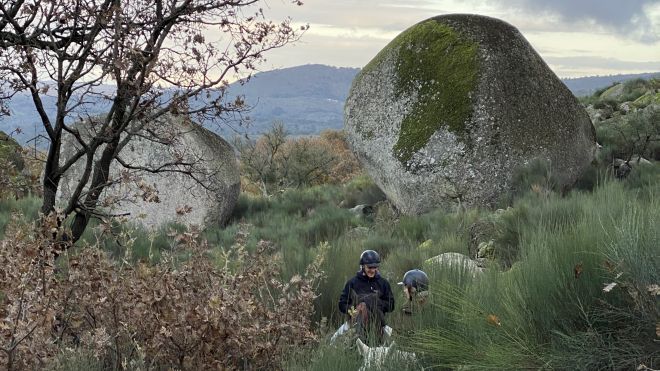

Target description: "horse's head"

left=356, top=338, right=391, bottom=370
left=356, top=338, right=419, bottom=371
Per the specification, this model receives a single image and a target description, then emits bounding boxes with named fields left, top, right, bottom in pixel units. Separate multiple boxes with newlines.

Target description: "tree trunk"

left=41, top=134, right=62, bottom=215
left=69, top=137, right=119, bottom=242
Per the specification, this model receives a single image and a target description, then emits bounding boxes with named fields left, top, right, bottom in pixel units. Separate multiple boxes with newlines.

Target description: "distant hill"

left=562, top=72, right=660, bottom=97
left=218, top=64, right=359, bottom=137
left=1, top=64, right=658, bottom=144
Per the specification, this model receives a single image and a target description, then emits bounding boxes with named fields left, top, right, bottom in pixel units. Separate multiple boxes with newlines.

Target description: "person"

left=398, top=269, right=429, bottom=315
left=332, top=249, right=395, bottom=345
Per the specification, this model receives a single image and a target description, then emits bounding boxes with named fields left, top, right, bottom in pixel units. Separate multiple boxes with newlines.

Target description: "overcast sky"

left=255, top=0, right=660, bottom=78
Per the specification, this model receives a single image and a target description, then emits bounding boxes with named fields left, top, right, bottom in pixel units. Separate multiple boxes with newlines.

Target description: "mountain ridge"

left=2, top=64, right=658, bottom=144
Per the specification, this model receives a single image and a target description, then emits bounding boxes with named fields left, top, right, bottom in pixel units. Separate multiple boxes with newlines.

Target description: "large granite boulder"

left=345, top=14, right=597, bottom=214
left=58, top=115, right=239, bottom=229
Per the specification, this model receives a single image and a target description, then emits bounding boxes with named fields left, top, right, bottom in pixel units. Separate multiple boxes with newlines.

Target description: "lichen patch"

left=357, top=20, right=479, bottom=166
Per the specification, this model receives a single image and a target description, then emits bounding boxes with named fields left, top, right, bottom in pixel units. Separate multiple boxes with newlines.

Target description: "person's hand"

left=350, top=302, right=367, bottom=319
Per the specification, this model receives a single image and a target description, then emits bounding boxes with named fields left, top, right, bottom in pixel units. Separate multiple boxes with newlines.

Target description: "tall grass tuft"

left=402, top=180, right=659, bottom=369
left=205, top=185, right=362, bottom=282
left=0, top=196, right=41, bottom=237
left=286, top=340, right=363, bottom=371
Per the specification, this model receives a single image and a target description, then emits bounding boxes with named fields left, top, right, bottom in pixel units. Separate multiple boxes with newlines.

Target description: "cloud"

left=545, top=55, right=660, bottom=77
left=485, top=0, right=660, bottom=42
left=244, top=0, right=660, bottom=76
left=546, top=55, right=660, bottom=71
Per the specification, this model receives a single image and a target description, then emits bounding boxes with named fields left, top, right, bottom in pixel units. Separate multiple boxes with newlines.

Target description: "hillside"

left=1, top=65, right=658, bottom=144
left=563, top=72, right=660, bottom=97
left=218, top=64, right=359, bottom=137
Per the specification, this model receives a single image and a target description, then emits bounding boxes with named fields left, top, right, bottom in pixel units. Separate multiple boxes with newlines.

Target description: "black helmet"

left=400, top=269, right=429, bottom=292
left=359, top=250, right=380, bottom=267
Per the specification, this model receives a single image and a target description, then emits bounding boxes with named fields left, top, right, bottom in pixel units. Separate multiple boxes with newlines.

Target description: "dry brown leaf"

left=487, top=314, right=501, bottom=327
left=574, top=263, right=583, bottom=279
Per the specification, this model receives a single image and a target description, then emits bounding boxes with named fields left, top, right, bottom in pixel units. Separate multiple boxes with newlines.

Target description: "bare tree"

left=234, top=121, right=287, bottom=196
left=0, top=0, right=305, bottom=241
left=235, top=121, right=340, bottom=196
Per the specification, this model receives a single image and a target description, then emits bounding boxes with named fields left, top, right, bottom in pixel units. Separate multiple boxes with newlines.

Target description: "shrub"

left=313, top=238, right=366, bottom=324
left=340, top=174, right=386, bottom=208
left=620, top=78, right=651, bottom=102
left=319, top=130, right=362, bottom=183
left=503, top=158, right=560, bottom=206
left=0, top=196, right=41, bottom=238
left=236, top=124, right=361, bottom=196
left=0, top=216, right=323, bottom=370
left=86, top=221, right=188, bottom=264
left=0, top=134, right=43, bottom=200
left=596, top=106, right=660, bottom=162
left=403, top=181, right=660, bottom=369
left=286, top=340, right=362, bottom=371
left=593, top=98, right=618, bottom=110
left=623, top=162, right=660, bottom=191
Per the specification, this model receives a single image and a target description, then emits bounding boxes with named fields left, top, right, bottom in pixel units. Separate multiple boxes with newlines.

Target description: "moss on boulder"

left=356, top=20, right=479, bottom=164
left=632, top=91, right=660, bottom=108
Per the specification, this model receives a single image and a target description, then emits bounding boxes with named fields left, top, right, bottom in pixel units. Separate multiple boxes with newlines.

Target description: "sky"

left=256, top=0, right=660, bottom=78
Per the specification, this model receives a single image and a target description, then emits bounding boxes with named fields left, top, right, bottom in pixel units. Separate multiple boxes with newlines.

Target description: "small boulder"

left=424, top=252, right=484, bottom=276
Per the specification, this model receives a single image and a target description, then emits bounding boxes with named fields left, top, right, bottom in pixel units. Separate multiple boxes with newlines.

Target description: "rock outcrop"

left=345, top=14, right=597, bottom=214
left=58, top=115, right=240, bottom=229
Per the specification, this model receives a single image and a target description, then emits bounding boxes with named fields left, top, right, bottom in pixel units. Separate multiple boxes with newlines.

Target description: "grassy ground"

left=2, top=165, right=658, bottom=370
left=287, top=177, right=659, bottom=370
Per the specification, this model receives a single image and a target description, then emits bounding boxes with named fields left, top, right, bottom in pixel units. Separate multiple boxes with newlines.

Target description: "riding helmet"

left=400, top=269, right=429, bottom=291
left=359, top=250, right=380, bottom=267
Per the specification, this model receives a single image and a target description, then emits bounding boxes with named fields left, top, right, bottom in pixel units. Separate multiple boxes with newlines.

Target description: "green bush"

left=340, top=174, right=386, bottom=208
left=620, top=78, right=651, bottom=102
left=315, top=240, right=363, bottom=323
left=596, top=107, right=660, bottom=162
left=623, top=162, right=660, bottom=193
left=402, top=181, right=659, bottom=369
left=78, top=220, right=187, bottom=264
left=48, top=349, right=105, bottom=371
left=593, top=82, right=618, bottom=99
left=0, top=196, right=41, bottom=238
left=501, top=158, right=560, bottom=205
left=593, top=98, right=618, bottom=110
left=204, top=185, right=363, bottom=283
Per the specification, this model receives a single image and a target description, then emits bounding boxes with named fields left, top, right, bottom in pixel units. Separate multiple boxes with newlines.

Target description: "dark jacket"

left=338, top=270, right=395, bottom=314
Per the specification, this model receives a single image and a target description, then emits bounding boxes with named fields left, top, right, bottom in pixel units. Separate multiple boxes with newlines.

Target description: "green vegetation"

left=391, top=20, right=479, bottom=165
left=579, top=77, right=660, bottom=164
left=0, top=131, right=24, bottom=170
left=579, top=77, right=660, bottom=108
left=633, top=91, right=660, bottom=108
left=355, top=19, right=479, bottom=166
left=619, top=78, right=659, bottom=103
left=597, top=107, right=660, bottom=162
left=2, top=128, right=658, bottom=369
left=284, top=175, right=659, bottom=370
left=404, top=181, right=659, bottom=370
left=0, top=196, right=41, bottom=237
